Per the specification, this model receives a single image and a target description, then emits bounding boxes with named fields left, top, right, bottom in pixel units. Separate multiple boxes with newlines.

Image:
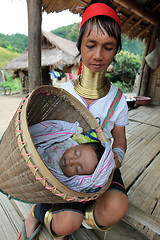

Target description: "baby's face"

left=60, top=144, right=98, bottom=177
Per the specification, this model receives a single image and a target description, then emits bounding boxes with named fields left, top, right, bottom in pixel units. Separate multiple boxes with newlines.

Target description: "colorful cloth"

left=101, top=88, right=122, bottom=129
left=29, top=120, right=115, bottom=192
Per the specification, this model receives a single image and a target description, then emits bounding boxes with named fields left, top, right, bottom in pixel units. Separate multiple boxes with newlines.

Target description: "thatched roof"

left=42, top=31, right=78, bottom=57
left=5, top=31, right=79, bottom=70
left=42, top=0, right=160, bottom=40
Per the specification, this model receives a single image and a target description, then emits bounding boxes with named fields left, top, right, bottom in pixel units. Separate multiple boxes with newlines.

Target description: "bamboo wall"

left=134, top=26, right=160, bottom=105
left=147, top=66, right=160, bottom=104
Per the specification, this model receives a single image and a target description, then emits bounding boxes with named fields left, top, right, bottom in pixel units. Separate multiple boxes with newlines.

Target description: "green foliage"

left=111, top=81, right=130, bottom=93
left=0, top=33, right=28, bottom=53
left=0, top=47, right=19, bottom=69
left=1, top=71, right=21, bottom=92
left=122, top=35, right=145, bottom=57
left=6, top=44, right=19, bottom=52
left=107, top=51, right=142, bottom=92
left=52, top=23, right=79, bottom=42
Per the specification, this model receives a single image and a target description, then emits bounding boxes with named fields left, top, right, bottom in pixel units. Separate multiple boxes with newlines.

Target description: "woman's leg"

left=51, top=210, right=84, bottom=237
left=16, top=205, right=40, bottom=240
left=50, top=202, right=87, bottom=236
left=84, top=169, right=128, bottom=229
left=94, top=189, right=128, bottom=227
left=17, top=202, right=85, bottom=240
left=17, top=169, right=127, bottom=239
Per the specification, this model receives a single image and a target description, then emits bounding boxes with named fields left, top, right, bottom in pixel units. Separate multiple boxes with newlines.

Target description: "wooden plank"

left=10, top=199, right=53, bottom=240
left=0, top=193, right=52, bottom=240
left=126, top=122, right=160, bottom=149
left=71, top=227, right=99, bottom=240
left=127, top=153, right=160, bottom=211
left=128, top=105, right=160, bottom=127
left=0, top=193, right=21, bottom=240
left=124, top=204, right=160, bottom=235
left=113, top=0, right=159, bottom=25
left=122, top=123, right=160, bottom=188
left=10, top=199, right=32, bottom=221
left=122, top=140, right=160, bottom=187
left=124, top=154, right=160, bottom=239
left=122, top=106, right=160, bottom=239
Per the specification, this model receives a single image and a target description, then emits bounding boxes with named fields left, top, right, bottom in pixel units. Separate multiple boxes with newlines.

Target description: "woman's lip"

left=91, top=64, right=103, bottom=68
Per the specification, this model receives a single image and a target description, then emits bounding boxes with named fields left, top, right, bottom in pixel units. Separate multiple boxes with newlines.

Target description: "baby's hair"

left=81, top=142, right=105, bottom=162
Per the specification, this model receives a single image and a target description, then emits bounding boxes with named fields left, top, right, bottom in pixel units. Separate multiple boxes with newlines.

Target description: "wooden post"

left=27, top=0, right=42, bottom=92
left=139, top=26, right=159, bottom=96
left=137, top=37, right=151, bottom=96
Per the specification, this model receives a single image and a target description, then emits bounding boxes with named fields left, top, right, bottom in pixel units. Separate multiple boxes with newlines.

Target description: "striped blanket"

left=29, top=120, right=115, bottom=192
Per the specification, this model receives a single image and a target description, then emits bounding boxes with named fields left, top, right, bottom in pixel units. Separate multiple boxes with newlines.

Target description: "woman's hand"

left=113, top=151, right=121, bottom=168
left=111, top=125, right=127, bottom=167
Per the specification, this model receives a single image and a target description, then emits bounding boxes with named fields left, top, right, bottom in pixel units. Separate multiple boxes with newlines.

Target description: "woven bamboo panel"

left=0, top=86, right=114, bottom=203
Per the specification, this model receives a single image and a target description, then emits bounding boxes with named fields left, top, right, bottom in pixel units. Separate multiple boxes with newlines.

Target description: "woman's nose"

left=94, top=47, right=102, bottom=60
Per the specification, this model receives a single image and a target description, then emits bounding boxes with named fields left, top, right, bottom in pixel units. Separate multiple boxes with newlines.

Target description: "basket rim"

left=15, top=85, right=116, bottom=202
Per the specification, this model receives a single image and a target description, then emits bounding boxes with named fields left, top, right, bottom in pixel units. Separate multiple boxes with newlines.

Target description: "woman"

left=17, top=0, right=128, bottom=239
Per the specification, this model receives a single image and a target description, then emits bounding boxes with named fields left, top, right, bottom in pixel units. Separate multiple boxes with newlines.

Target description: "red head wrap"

left=80, top=3, right=121, bottom=29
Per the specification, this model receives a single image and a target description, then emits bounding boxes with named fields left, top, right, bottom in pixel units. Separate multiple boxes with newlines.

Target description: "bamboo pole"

left=133, top=37, right=150, bottom=96
left=114, top=0, right=159, bottom=25
left=27, top=0, right=42, bottom=92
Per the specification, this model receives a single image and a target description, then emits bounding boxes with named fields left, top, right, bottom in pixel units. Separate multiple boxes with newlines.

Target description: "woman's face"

left=60, top=144, right=98, bottom=177
left=81, top=22, right=117, bottom=72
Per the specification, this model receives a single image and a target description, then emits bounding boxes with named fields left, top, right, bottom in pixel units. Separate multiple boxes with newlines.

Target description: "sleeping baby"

left=29, top=120, right=115, bottom=192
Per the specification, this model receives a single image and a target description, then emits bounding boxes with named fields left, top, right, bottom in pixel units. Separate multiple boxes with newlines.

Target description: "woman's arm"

left=111, top=125, right=127, bottom=167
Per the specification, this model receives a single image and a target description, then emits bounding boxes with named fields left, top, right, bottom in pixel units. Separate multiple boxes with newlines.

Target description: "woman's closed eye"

left=86, top=44, right=95, bottom=49
left=104, top=47, right=114, bottom=51
left=86, top=44, right=115, bottom=52
left=104, top=43, right=116, bottom=52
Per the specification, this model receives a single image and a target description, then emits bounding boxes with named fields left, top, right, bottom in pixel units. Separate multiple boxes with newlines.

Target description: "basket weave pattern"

left=0, top=86, right=114, bottom=203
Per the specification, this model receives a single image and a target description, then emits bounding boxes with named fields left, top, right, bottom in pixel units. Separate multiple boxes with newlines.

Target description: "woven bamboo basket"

left=0, top=86, right=116, bottom=204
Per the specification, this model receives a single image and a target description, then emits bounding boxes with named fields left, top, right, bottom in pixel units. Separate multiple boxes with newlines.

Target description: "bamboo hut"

left=5, top=31, right=79, bottom=93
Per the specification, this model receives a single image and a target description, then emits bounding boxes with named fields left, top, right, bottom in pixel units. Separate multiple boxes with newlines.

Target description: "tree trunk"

left=27, top=0, right=42, bottom=92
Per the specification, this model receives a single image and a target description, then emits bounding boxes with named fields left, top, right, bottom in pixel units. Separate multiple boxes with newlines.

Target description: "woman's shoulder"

left=61, top=79, right=82, bottom=101
left=106, top=83, right=119, bottom=98
left=109, top=84, right=126, bottom=98
left=108, top=83, right=127, bottom=107
left=61, top=79, right=74, bottom=90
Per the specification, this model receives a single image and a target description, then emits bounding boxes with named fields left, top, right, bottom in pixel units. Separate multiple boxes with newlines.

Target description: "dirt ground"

left=0, top=94, right=22, bottom=137
left=0, top=94, right=148, bottom=240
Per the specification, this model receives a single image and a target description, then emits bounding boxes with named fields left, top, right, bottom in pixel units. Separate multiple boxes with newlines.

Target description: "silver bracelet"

left=112, top=147, right=125, bottom=163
